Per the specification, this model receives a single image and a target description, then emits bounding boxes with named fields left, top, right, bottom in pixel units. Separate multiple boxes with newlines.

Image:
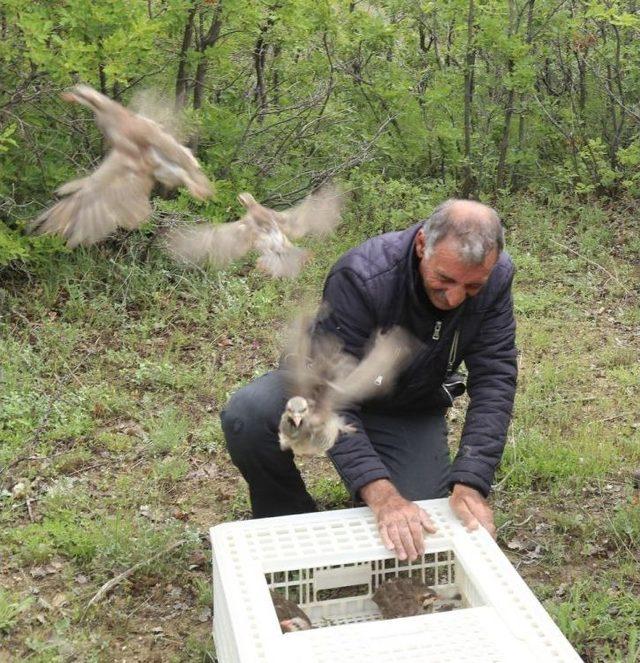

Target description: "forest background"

left=0, top=1, right=639, bottom=661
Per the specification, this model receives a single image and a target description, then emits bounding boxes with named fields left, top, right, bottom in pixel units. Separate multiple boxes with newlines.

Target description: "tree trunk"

left=98, top=62, right=107, bottom=96
left=271, top=43, right=282, bottom=107
left=495, top=64, right=515, bottom=191
left=495, top=0, right=516, bottom=191
left=575, top=52, right=586, bottom=112
left=460, top=0, right=477, bottom=199
left=97, top=38, right=107, bottom=95
left=253, top=27, right=269, bottom=122
left=608, top=23, right=625, bottom=168
left=175, top=4, right=197, bottom=109
left=193, top=3, right=223, bottom=111
left=511, top=0, right=535, bottom=190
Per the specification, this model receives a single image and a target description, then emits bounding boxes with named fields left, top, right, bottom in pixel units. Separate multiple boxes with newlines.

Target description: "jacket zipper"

left=432, top=320, right=442, bottom=340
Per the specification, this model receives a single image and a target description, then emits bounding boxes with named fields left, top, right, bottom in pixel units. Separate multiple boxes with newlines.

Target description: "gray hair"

left=421, top=199, right=504, bottom=265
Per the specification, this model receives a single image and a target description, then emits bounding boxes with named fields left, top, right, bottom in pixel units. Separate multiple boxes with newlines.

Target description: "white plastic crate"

left=210, top=498, right=581, bottom=662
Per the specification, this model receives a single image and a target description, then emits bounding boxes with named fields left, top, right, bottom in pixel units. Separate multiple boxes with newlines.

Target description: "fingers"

left=419, top=508, right=437, bottom=534
left=476, top=508, right=497, bottom=539
left=400, top=518, right=422, bottom=560
left=450, top=486, right=496, bottom=538
left=408, top=517, right=425, bottom=556
left=484, top=520, right=497, bottom=539
left=379, top=524, right=395, bottom=551
left=382, top=521, right=418, bottom=561
left=451, top=495, right=480, bottom=532
left=378, top=507, right=436, bottom=561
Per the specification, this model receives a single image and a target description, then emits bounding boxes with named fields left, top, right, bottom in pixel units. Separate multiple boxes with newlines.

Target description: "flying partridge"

left=166, top=184, right=343, bottom=278
left=29, top=85, right=213, bottom=247
left=278, top=318, right=414, bottom=456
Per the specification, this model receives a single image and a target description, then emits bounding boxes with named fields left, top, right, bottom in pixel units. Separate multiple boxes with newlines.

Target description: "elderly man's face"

left=415, top=230, right=498, bottom=310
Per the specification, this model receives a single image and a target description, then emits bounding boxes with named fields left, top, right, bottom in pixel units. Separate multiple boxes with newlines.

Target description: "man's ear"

left=415, top=228, right=426, bottom=259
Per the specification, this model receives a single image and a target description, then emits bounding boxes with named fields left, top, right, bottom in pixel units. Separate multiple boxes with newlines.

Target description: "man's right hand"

left=360, top=479, right=437, bottom=561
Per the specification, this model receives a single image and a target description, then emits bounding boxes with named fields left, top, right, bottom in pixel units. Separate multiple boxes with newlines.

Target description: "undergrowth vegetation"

left=0, top=184, right=638, bottom=661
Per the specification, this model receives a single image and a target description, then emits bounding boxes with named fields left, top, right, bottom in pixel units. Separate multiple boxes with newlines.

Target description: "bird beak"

left=291, top=413, right=303, bottom=428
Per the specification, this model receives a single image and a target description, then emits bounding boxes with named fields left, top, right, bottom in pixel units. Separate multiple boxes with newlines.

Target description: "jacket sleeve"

left=316, top=268, right=392, bottom=496
left=450, top=270, right=518, bottom=497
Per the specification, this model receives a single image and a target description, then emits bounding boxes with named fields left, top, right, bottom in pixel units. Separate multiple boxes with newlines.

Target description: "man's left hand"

left=449, top=484, right=496, bottom=539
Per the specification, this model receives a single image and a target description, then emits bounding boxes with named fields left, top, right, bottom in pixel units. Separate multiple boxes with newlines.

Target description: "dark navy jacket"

left=317, top=222, right=517, bottom=498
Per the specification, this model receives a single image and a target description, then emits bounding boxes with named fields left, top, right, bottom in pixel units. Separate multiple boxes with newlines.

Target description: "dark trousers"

left=221, top=371, right=451, bottom=518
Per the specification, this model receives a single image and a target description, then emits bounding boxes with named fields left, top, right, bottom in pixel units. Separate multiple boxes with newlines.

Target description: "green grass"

left=308, top=472, right=351, bottom=509
left=146, top=407, right=191, bottom=457
left=0, top=589, right=33, bottom=634
left=0, top=189, right=638, bottom=660
left=549, top=580, right=640, bottom=661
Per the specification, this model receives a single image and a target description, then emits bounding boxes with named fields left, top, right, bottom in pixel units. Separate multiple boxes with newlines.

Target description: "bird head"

left=238, top=191, right=278, bottom=229
left=238, top=192, right=257, bottom=209
left=419, top=588, right=439, bottom=610
left=285, top=396, right=309, bottom=428
left=280, top=616, right=311, bottom=632
left=61, top=85, right=112, bottom=113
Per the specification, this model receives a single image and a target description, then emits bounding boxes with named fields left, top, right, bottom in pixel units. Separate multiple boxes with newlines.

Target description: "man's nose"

left=445, top=286, right=466, bottom=308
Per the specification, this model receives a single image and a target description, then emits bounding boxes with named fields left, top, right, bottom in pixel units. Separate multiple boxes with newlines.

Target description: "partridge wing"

left=29, top=151, right=154, bottom=247
left=165, top=219, right=254, bottom=267
left=280, top=314, right=320, bottom=400
left=144, top=131, right=214, bottom=200
left=128, top=87, right=184, bottom=141
left=330, top=326, right=415, bottom=409
left=306, top=332, right=357, bottom=422
left=276, top=184, right=344, bottom=239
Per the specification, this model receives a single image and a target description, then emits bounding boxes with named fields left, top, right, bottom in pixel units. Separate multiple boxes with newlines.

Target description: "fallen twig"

left=26, top=497, right=35, bottom=522
left=493, top=466, right=515, bottom=491
left=84, top=539, right=188, bottom=613
left=515, top=514, right=534, bottom=528
left=496, top=514, right=534, bottom=535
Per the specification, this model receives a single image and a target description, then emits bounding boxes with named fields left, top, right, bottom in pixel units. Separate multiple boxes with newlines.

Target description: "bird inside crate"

left=267, top=550, right=467, bottom=632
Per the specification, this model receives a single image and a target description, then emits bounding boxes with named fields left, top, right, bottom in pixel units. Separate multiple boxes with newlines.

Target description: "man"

left=221, top=199, right=517, bottom=562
